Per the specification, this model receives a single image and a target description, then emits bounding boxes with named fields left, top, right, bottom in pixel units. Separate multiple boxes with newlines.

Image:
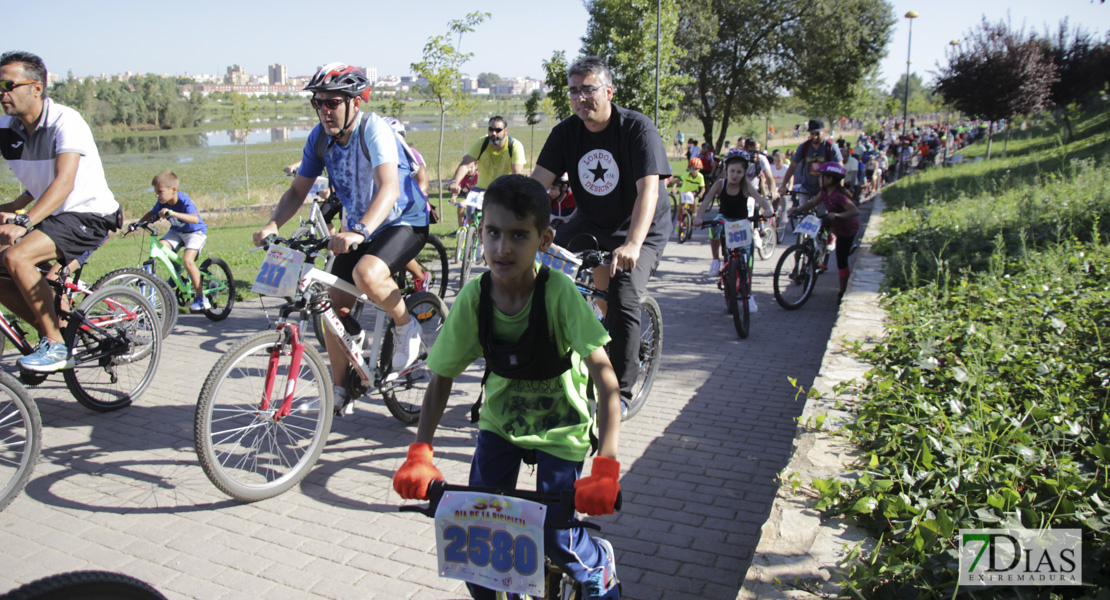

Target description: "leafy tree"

left=411, top=10, right=490, bottom=208
left=788, top=0, right=895, bottom=135
left=890, top=72, right=940, bottom=117
left=476, top=72, right=502, bottom=88
left=1042, top=20, right=1110, bottom=140
left=934, top=18, right=1058, bottom=159
left=379, top=98, right=406, bottom=118
left=581, top=0, right=686, bottom=131
left=524, top=90, right=543, bottom=166
left=542, top=50, right=572, bottom=121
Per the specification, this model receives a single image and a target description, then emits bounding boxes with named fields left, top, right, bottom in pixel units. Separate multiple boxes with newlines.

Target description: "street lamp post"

left=902, top=10, right=919, bottom=137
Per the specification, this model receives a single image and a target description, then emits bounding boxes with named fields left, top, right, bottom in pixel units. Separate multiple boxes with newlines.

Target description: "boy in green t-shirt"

left=394, top=174, right=624, bottom=599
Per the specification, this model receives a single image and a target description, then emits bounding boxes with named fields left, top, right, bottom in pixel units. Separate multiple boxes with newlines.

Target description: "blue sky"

left=7, top=0, right=1107, bottom=89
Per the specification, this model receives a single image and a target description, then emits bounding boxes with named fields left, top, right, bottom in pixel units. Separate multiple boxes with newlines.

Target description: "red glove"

left=574, top=456, right=621, bottom=515
left=393, top=443, right=443, bottom=500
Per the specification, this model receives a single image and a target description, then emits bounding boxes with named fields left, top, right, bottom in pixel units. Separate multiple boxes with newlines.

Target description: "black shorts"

left=35, top=211, right=115, bottom=266
left=329, top=225, right=428, bottom=285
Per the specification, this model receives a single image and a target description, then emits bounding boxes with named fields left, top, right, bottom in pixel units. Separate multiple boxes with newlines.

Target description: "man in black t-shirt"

left=532, top=56, right=671, bottom=414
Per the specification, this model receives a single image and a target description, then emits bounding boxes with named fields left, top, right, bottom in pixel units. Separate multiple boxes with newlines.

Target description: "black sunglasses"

left=311, top=97, right=347, bottom=111
left=0, top=80, right=36, bottom=93
left=488, top=127, right=504, bottom=133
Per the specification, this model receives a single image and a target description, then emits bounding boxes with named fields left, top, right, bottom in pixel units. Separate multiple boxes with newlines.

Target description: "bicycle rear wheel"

left=624, top=295, right=662, bottom=421
left=93, top=268, right=178, bottom=338
left=0, top=371, right=40, bottom=511
left=727, top=260, right=751, bottom=338
left=404, top=234, right=449, bottom=299
left=63, top=286, right=161, bottom=412
left=755, top=226, right=777, bottom=261
left=378, top=292, right=448, bottom=424
left=200, top=257, right=235, bottom=321
left=773, top=245, right=817, bottom=310
left=195, top=329, right=333, bottom=502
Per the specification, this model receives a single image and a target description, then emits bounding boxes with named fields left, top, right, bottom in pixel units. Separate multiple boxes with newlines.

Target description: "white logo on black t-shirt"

left=577, top=150, right=619, bottom=196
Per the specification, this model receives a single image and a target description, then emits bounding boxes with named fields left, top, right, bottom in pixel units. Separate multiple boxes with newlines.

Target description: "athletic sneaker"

left=18, top=338, right=73, bottom=373
left=412, top=272, right=429, bottom=293
left=298, top=385, right=348, bottom=415
left=189, top=295, right=211, bottom=313
left=748, top=296, right=758, bottom=313
left=391, top=319, right=423, bottom=371
left=708, top=259, right=720, bottom=276
left=816, top=263, right=828, bottom=273
left=584, top=537, right=620, bottom=599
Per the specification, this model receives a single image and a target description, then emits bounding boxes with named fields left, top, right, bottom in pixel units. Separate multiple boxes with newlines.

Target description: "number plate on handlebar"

left=434, top=491, right=547, bottom=595
left=462, top=189, right=485, bottom=210
left=723, top=219, right=753, bottom=250
left=251, top=245, right=305, bottom=297
left=795, top=215, right=822, bottom=238
left=536, top=243, right=583, bottom=278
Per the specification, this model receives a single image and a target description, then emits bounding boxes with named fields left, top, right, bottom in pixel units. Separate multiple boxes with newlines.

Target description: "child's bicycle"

left=671, top=191, right=695, bottom=243
left=0, top=266, right=162, bottom=412
left=453, top=188, right=486, bottom=288
left=400, top=479, right=622, bottom=600
left=700, top=216, right=760, bottom=339
left=125, top=221, right=235, bottom=322
left=0, top=369, right=40, bottom=511
left=537, top=239, right=663, bottom=421
left=193, top=231, right=448, bottom=502
left=772, top=210, right=830, bottom=310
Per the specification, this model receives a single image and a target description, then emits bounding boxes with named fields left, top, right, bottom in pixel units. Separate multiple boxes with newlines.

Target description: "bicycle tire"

left=623, top=295, right=662, bottom=421
left=669, top=192, right=680, bottom=230
left=200, top=256, right=235, bottom=321
left=756, top=226, right=777, bottom=261
left=458, top=226, right=476, bottom=289
left=411, top=234, right=449, bottom=299
left=378, top=291, right=448, bottom=424
left=0, top=371, right=40, bottom=512
left=773, top=245, right=817, bottom=310
left=92, top=268, right=178, bottom=339
left=677, top=209, right=693, bottom=244
left=194, top=329, right=333, bottom=502
left=0, top=570, right=167, bottom=600
left=62, top=286, right=161, bottom=412
left=454, top=227, right=466, bottom=263
left=728, top=260, right=751, bottom=339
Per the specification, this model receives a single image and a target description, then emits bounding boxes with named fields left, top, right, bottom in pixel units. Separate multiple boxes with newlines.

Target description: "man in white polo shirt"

left=0, top=50, right=121, bottom=373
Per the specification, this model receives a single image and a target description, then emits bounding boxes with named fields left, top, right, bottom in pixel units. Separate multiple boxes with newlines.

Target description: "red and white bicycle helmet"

left=305, top=62, right=371, bottom=101
left=816, top=161, right=846, bottom=179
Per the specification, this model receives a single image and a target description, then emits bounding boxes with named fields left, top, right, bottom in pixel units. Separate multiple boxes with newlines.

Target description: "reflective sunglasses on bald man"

left=310, top=97, right=347, bottom=111
left=0, top=80, right=36, bottom=93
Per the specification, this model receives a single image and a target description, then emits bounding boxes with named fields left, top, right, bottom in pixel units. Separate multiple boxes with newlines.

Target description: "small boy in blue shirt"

left=394, top=174, right=624, bottom=599
left=132, top=171, right=209, bottom=312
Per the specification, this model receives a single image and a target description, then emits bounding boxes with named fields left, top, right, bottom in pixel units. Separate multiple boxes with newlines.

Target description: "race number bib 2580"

left=434, top=491, right=548, bottom=596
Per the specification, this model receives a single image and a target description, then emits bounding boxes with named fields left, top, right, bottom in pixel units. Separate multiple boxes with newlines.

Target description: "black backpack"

left=475, top=135, right=515, bottom=162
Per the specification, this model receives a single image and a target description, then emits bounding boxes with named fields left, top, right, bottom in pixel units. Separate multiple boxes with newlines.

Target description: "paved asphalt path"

left=0, top=198, right=873, bottom=599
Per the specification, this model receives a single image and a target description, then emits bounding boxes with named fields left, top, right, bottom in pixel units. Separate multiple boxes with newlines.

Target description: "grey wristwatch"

left=7, top=213, right=31, bottom=229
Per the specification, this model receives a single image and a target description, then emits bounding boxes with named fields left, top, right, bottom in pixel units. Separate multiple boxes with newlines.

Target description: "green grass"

left=807, top=103, right=1110, bottom=598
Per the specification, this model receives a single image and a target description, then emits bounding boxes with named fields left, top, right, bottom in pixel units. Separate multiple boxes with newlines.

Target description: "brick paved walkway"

left=0, top=200, right=873, bottom=599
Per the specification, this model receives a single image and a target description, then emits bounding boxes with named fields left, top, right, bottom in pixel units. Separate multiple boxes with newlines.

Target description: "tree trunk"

left=985, top=121, right=994, bottom=161
left=243, top=142, right=250, bottom=204
left=436, top=106, right=446, bottom=216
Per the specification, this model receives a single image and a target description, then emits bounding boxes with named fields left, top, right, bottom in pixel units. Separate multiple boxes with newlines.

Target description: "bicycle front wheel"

left=458, top=226, right=476, bottom=289
left=200, top=257, right=235, bottom=321
left=63, top=286, right=162, bottom=412
left=378, top=292, right=448, bottom=425
left=773, top=245, right=817, bottom=310
left=195, top=330, right=333, bottom=502
left=756, top=227, right=777, bottom=261
left=0, top=570, right=168, bottom=600
left=414, top=234, right=449, bottom=299
left=677, top=209, right=693, bottom=243
left=624, top=295, right=662, bottom=421
left=0, top=371, right=40, bottom=511
left=727, top=260, right=751, bottom=339
left=92, top=267, right=178, bottom=338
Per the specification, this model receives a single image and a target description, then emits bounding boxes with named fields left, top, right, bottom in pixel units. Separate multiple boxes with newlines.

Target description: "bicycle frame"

left=0, top=266, right=94, bottom=356
left=132, top=224, right=227, bottom=301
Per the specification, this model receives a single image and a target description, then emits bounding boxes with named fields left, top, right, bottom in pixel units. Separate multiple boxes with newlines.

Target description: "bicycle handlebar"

left=400, top=479, right=621, bottom=531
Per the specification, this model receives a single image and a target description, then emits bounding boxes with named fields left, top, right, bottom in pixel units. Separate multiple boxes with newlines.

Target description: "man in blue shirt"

left=253, top=63, right=428, bottom=410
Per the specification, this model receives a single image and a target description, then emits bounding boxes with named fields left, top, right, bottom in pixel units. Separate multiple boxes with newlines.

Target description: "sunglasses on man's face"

left=488, top=127, right=504, bottom=133
left=0, top=80, right=36, bottom=93
left=311, top=97, right=346, bottom=111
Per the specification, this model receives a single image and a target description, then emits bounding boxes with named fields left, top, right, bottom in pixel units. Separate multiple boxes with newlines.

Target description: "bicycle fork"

left=264, top=323, right=306, bottom=420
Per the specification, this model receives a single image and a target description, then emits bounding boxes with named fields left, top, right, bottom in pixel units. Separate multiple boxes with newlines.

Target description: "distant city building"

left=268, top=64, right=287, bottom=85
left=225, top=65, right=248, bottom=85
left=189, top=84, right=307, bottom=98
left=365, top=67, right=377, bottom=83
left=190, top=74, right=222, bottom=84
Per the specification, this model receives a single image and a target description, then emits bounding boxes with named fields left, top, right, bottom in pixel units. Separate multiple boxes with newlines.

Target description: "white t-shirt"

left=0, top=98, right=118, bottom=216
left=845, top=155, right=860, bottom=178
